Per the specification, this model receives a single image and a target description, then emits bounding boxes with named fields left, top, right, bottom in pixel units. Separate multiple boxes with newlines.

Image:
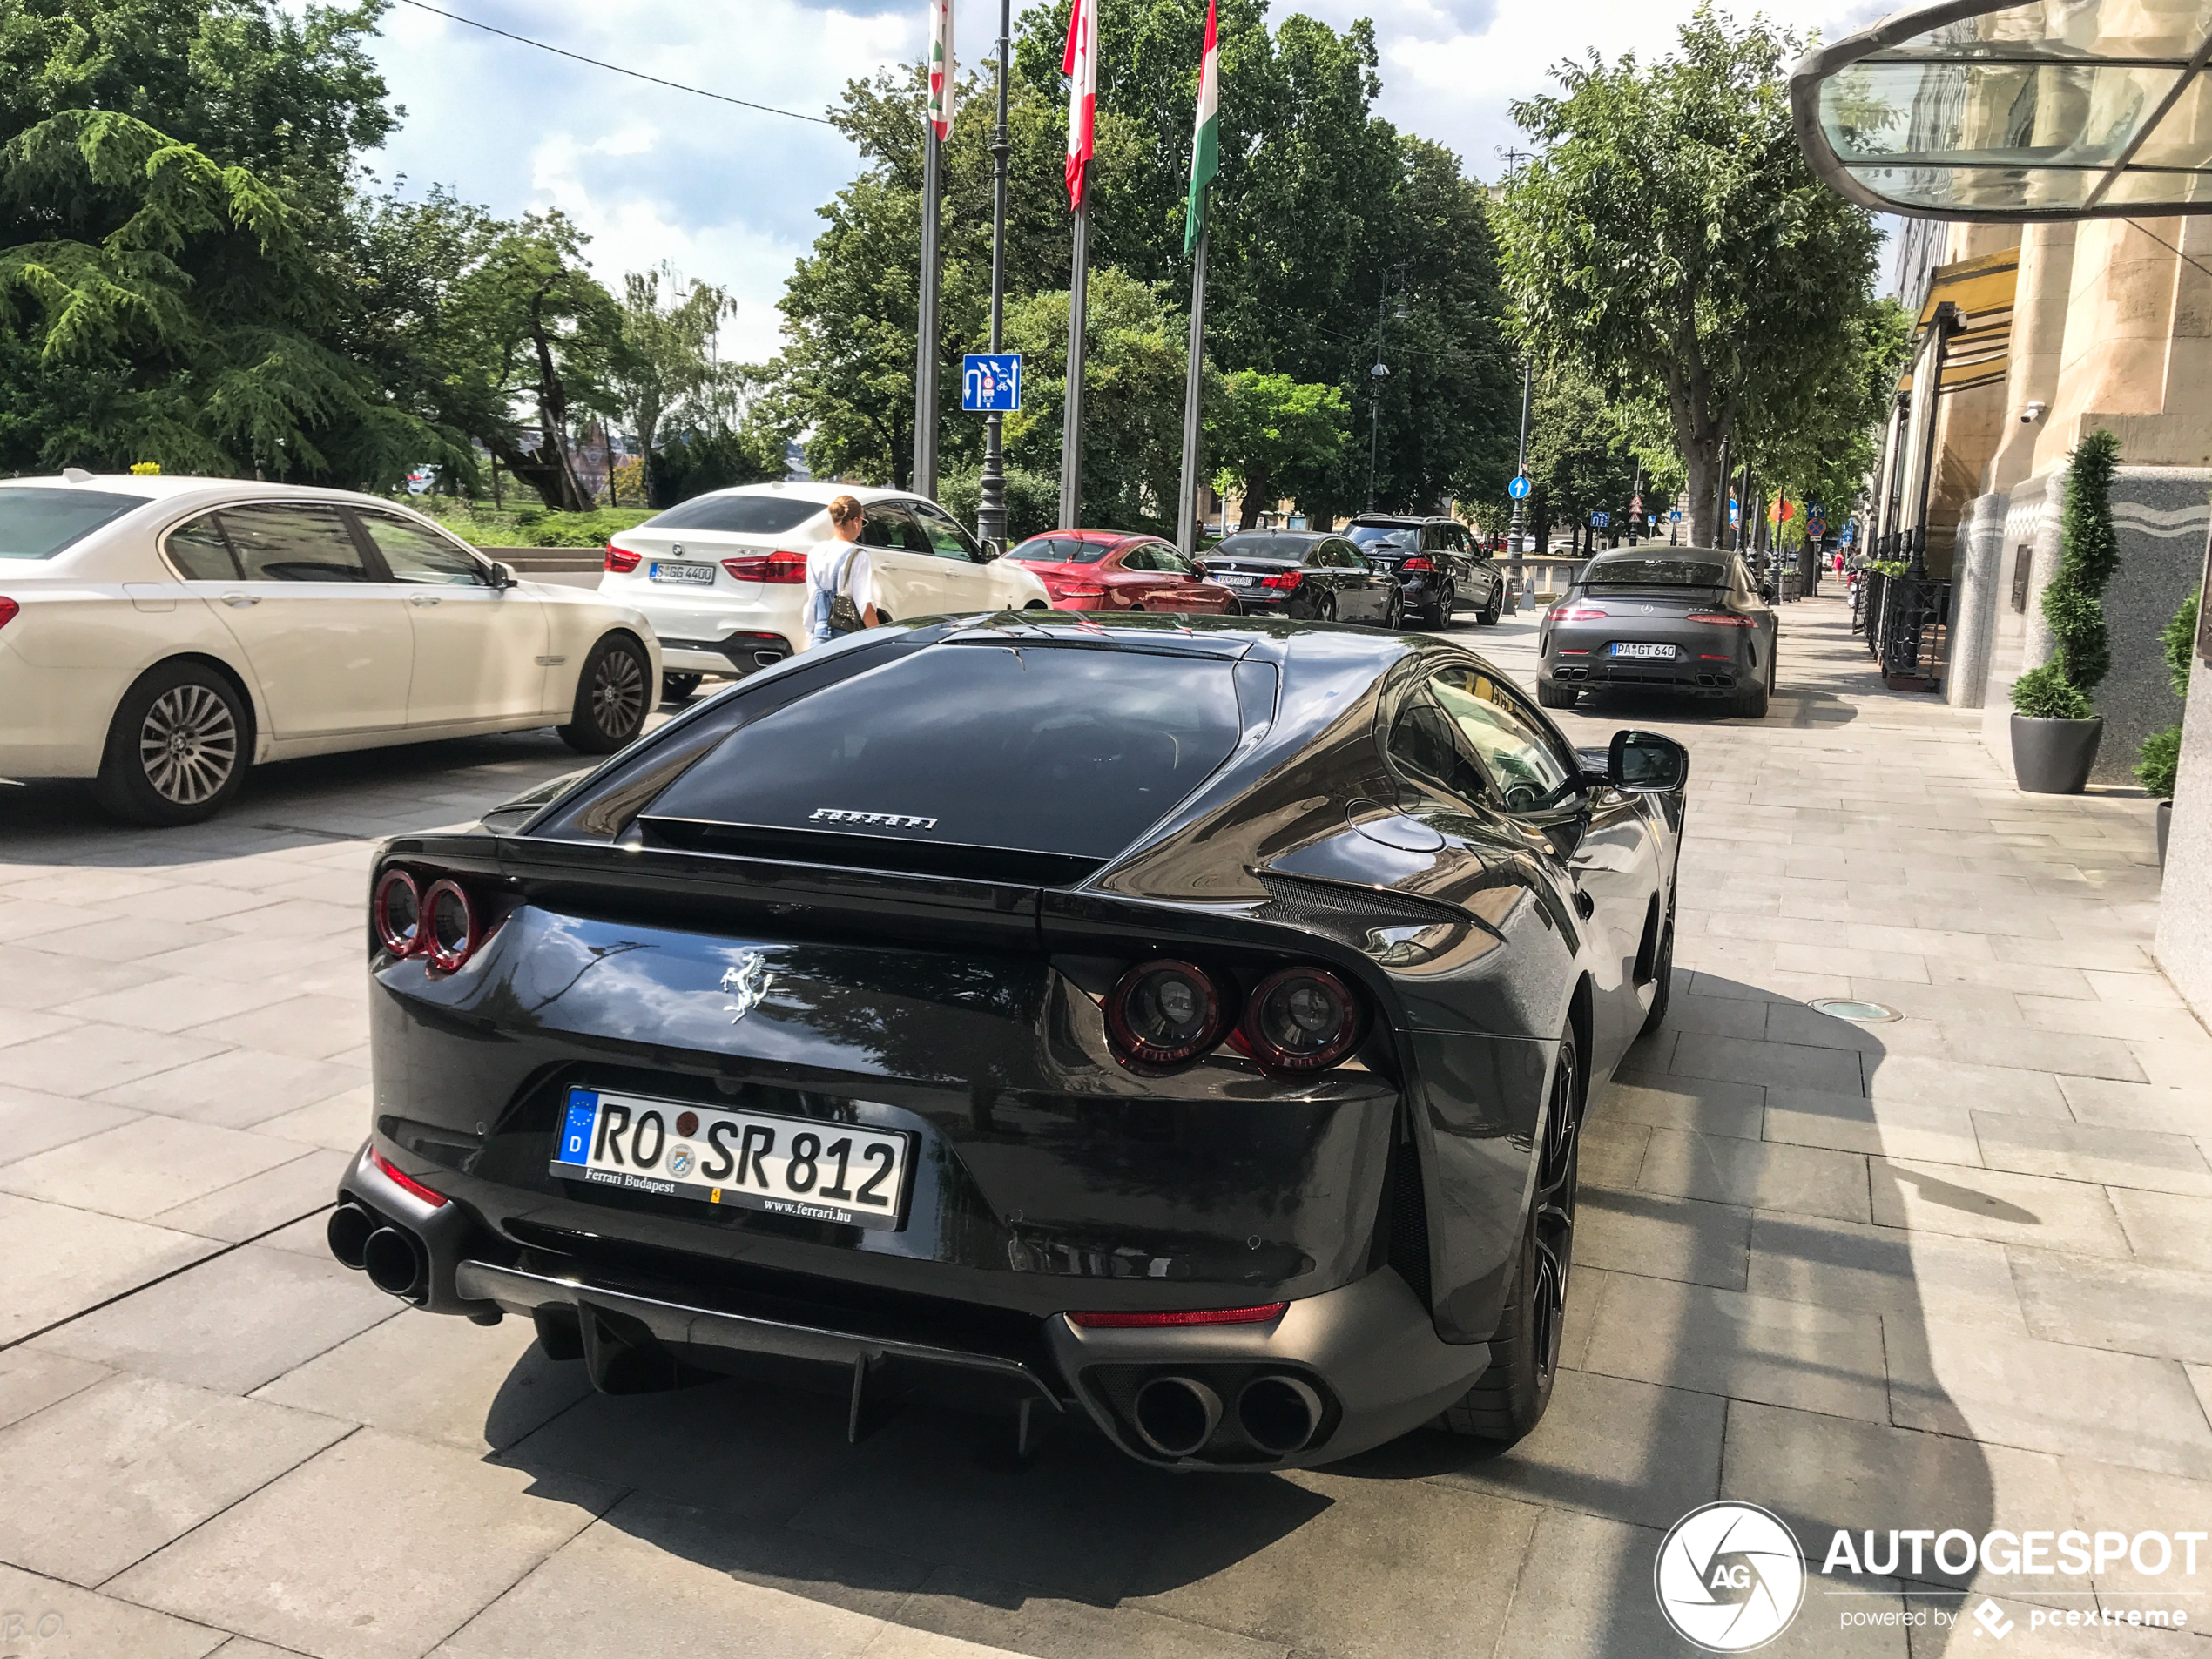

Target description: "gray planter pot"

left=2011, top=713, right=2104, bottom=794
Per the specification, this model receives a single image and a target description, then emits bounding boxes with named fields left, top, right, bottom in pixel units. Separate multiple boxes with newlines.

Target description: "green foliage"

left=1492, top=5, right=1885, bottom=546
left=1208, top=370, right=1349, bottom=529
left=2013, top=429, right=2121, bottom=715
left=2136, top=726, right=2182, bottom=799
left=937, top=464, right=1059, bottom=543
left=651, top=425, right=784, bottom=505
left=2163, top=588, right=2198, bottom=698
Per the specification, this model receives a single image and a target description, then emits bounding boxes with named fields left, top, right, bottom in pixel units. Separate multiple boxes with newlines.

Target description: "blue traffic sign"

left=1507, top=475, right=1532, bottom=500
left=1589, top=511, right=1611, bottom=528
left=1669, top=509, right=1683, bottom=522
left=1809, top=502, right=1823, bottom=517
left=961, top=354, right=1022, bottom=413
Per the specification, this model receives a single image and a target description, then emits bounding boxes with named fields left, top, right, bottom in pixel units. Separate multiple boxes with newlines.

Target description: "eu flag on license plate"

left=556, top=1091, right=598, bottom=1167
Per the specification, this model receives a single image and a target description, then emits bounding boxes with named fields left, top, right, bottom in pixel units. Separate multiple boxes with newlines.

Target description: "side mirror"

left=977, top=541, right=1001, bottom=563
left=1608, top=730, right=1689, bottom=793
left=490, top=561, right=519, bottom=589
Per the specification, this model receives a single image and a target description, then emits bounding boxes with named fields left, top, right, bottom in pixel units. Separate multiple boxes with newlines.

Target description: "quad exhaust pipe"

left=1131, top=1376, right=1222, bottom=1458
left=1237, top=1374, right=1322, bottom=1454
left=327, top=1199, right=429, bottom=1303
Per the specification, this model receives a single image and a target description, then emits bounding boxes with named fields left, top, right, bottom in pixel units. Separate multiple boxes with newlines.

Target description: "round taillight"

left=1241, top=967, right=1362, bottom=1072
left=1105, top=960, right=1226, bottom=1067
left=373, top=869, right=421, bottom=957
left=422, top=879, right=478, bottom=972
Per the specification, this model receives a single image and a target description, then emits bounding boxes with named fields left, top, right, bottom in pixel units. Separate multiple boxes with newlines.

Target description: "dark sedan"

left=1538, top=548, right=1778, bottom=718
left=1204, top=530, right=1401, bottom=626
left=329, top=612, right=1689, bottom=1471
left=1344, top=516, right=1505, bottom=628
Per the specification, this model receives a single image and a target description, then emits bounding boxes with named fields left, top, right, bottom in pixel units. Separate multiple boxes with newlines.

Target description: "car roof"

left=1217, top=529, right=1330, bottom=543
left=680, top=480, right=911, bottom=510
left=1017, top=528, right=1152, bottom=544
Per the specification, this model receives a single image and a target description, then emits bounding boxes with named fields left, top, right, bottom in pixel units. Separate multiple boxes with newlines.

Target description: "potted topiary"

left=2134, top=585, right=2197, bottom=865
left=2011, top=428, right=2121, bottom=793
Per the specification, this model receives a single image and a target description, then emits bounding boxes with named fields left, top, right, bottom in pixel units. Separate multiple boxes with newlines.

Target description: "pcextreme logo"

left=1655, top=1503, right=1807, bottom=1651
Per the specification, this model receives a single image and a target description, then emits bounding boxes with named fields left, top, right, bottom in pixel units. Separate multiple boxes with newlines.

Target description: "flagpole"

left=1059, top=194, right=1089, bottom=529
left=913, top=123, right=941, bottom=497
left=975, top=0, right=1011, bottom=551
left=1176, top=227, right=1207, bottom=557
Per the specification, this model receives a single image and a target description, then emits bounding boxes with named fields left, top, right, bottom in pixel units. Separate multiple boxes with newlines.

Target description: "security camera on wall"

left=2020, top=401, right=2047, bottom=424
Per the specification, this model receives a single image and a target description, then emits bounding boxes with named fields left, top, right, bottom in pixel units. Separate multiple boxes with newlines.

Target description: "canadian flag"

left=1062, top=0, right=1097, bottom=209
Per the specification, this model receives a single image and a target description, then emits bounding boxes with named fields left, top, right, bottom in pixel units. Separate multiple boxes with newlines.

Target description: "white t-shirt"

left=803, top=538, right=873, bottom=646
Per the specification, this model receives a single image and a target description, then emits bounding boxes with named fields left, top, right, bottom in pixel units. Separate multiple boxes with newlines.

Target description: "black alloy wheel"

left=1478, top=583, right=1502, bottom=626
left=1315, top=593, right=1338, bottom=624
left=91, top=660, right=251, bottom=826
left=1438, top=1023, right=1581, bottom=1441
left=1433, top=581, right=1454, bottom=629
left=560, top=634, right=651, bottom=754
left=661, top=672, right=704, bottom=704
left=1382, top=592, right=1402, bottom=631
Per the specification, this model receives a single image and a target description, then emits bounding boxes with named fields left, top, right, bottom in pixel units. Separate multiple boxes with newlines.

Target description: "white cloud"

left=363, top=0, right=1903, bottom=358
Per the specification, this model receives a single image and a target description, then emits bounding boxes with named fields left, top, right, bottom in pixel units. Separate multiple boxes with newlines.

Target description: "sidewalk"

left=0, top=596, right=2202, bottom=1658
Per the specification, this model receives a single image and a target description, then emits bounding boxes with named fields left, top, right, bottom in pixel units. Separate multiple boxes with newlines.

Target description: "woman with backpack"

left=805, top=494, right=879, bottom=650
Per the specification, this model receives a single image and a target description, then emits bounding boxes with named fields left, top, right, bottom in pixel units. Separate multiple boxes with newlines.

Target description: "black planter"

left=2158, top=799, right=2173, bottom=867
left=2011, top=713, right=2104, bottom=794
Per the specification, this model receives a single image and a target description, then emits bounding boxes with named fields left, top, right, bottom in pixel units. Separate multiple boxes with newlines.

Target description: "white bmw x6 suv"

left=599, top=482, right=1049, bottom=697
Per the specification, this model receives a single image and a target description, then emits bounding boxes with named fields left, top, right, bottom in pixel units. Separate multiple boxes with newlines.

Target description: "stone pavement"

left=0, top=596, right=2206, bottom=1659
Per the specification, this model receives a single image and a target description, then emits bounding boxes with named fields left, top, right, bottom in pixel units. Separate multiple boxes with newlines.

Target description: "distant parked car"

left=1202, top=530, right=1403, bottom=626
left=600, top=483, right=1049, bottom=699
left=1537, top=545, right=1777, bottom=718
left=1007, top=529, right=1237, bottom=613
left=1343, top=516, right=1504, bottom=628
left=0, top=473, right=661, bottom=826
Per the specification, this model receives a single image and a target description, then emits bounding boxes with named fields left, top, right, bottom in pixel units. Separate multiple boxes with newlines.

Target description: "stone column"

left=1946, top=493, right=2009, bottom=708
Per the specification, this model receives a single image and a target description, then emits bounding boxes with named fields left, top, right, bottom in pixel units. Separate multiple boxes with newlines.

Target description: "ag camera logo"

left=1655, top=1502, right=1806, bottom=1651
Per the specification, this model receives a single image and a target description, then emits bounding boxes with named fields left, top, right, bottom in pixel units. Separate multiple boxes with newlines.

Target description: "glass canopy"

left=1791, top=0, right=2212, bottom=218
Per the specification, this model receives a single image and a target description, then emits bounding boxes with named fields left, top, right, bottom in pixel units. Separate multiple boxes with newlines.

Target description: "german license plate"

left=1611, top=642, right=1676, bottom=659
left=550, top=1087, right=912, bottom=1231
left=650, top=562, right=716, bottom=585
left=1216, top=574, right=1253, bottom=586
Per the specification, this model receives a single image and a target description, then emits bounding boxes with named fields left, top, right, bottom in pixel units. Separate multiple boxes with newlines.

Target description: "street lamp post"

left=1365, top=264, right=1407, bottom=514
left=975, top=0, right=1013, bottom=551
left=1498, top=146, right=1532, bottom=556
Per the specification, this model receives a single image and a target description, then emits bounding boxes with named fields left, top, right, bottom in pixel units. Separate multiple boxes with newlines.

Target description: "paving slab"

left=0, top=1562, right=230, bottom=1659
left=0, top=1347, right=110, bottom=1433
left=1868, top=1157, right=2134, bottom=1257
left=1595, top=1069, right=1766, bottom=1139
left=2007, top=1248, right=2212, bottom=1365
left=1745, top=1211, right=2029, bottom=1332
left=0, top=1116, right=310, bottom=1219
left=108, top=1429, right=617, bottom=1659
left=256, top=1306, right=592, bottom=1454
left=0, top=1192, right=215, bottom=1345
left=0, top=1084, right=141, bottom=1163
left=92, top=1048, right=367, bottom=1130
left=2105, top=1188, right=2212, bottom=1271
left=898, top=1563, right=1287, bottom=1659
left=30, top=1244, right=395, bottom=1395
left=0, top=1373, right=349, bottom=1586
left=1885, top=1319, right=2212, bottom=1480
left=1572, top=1187, right=1752, bottom=1290
left=1971, top=1112, right=2212, bottom=1196
left=1636, top=1126, right=1872, bottom=1222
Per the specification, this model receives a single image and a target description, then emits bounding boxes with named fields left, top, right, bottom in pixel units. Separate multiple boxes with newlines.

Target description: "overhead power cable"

left=393, top=0, right=839, bottom=126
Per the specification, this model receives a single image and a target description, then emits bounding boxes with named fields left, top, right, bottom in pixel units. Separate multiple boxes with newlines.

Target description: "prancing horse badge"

left=719, top=952, right=774, bottom=1023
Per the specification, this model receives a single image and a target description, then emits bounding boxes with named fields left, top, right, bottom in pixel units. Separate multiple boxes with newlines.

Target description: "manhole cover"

left=1809, top=998, right=1900, bottom=1024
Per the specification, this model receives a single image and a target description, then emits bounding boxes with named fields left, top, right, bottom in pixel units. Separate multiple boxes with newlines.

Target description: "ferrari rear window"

left=0, top=488, right=150, bottom=558
left=1582, top=559, right=1725, bottom=587
left=640, top=493, right=820, bottom=535
left=644, top=643, right=1245, bottom=858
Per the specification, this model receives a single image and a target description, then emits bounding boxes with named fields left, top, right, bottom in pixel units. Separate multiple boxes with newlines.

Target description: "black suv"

left=1343, top=516, right=1504, bottom=628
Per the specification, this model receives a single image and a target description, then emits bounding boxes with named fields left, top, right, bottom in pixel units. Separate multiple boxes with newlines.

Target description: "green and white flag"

left=1184, top=0, right=1217, bottom=254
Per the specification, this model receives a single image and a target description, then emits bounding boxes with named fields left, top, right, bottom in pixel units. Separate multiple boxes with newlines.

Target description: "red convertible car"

left=1009, top=530, right=1238, bottom=614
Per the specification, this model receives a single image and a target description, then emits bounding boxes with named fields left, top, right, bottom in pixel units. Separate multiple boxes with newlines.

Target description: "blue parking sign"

left=962, top=354, right=1022, bottom=413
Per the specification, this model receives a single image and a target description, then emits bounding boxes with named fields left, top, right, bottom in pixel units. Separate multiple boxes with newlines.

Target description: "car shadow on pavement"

left=474, top=973, right=2001, bottom=1656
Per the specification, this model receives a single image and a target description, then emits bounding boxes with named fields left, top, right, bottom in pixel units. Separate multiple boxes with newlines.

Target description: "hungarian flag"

left=926, top=0, right=954, bottom=141
left=1184, top=0, right=1218, bottom=254
left=1062, top=0, right=1097, bottom=208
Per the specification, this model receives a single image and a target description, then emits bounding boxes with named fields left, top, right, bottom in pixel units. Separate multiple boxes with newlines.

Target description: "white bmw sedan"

left=0, top=474, right=662, bottom=825
left=600, top=481, right=1049, bottom=694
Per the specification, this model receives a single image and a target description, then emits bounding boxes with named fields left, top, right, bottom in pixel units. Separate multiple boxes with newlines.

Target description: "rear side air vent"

left=1254, top=872, right=1465, bottom=937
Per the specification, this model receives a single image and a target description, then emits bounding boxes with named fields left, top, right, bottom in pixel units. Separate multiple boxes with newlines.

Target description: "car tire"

left=1477, top=585, right=1502, bottom=626
left=91, top=659, right=252, bottom=826
left=1315, top=594, right=1337, bottom=624
left=1639, top=907, right=1675, bottom=1039
left=1432, top=581, right=1454, bottom=629
left=661, top=672, right=703, bottom=705
left=559, top=633, right=651, bottom=754
left=1437, top=1022, right=1580, bottom=1442
left=1536, top=679, right=1575, bottom=709
left=1382, top=594, right=1402, bottom=631
left=1735, top=660, right=1770, bottom=718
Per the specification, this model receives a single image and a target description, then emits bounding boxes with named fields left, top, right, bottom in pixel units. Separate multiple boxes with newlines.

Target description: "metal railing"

left=1860, top=566, right=1951, bottom=685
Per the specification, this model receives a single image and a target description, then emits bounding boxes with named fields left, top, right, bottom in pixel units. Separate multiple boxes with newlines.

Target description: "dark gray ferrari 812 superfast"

left=331, top=611, right=1689, bottom=1470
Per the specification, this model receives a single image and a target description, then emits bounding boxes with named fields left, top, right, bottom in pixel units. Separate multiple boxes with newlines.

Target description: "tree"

left=1524, top=366, right=1641, bottom=551
left=1493, top=6, right=1884, bottom=547
left=1209, top=370, right=1348, bottom=528
left=444, top=212, right=625, bottom=510
left=611, top=262, right=731, bottom=501
left=2013, top=429, right=2122, bottom=720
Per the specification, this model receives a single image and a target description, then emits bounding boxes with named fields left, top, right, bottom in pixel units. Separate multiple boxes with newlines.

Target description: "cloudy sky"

left=363, top=0, right=1894, bottom=361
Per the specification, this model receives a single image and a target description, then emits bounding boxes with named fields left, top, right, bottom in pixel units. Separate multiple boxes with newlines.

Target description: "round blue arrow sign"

left=1507, top=475, right=1531, bottom=499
